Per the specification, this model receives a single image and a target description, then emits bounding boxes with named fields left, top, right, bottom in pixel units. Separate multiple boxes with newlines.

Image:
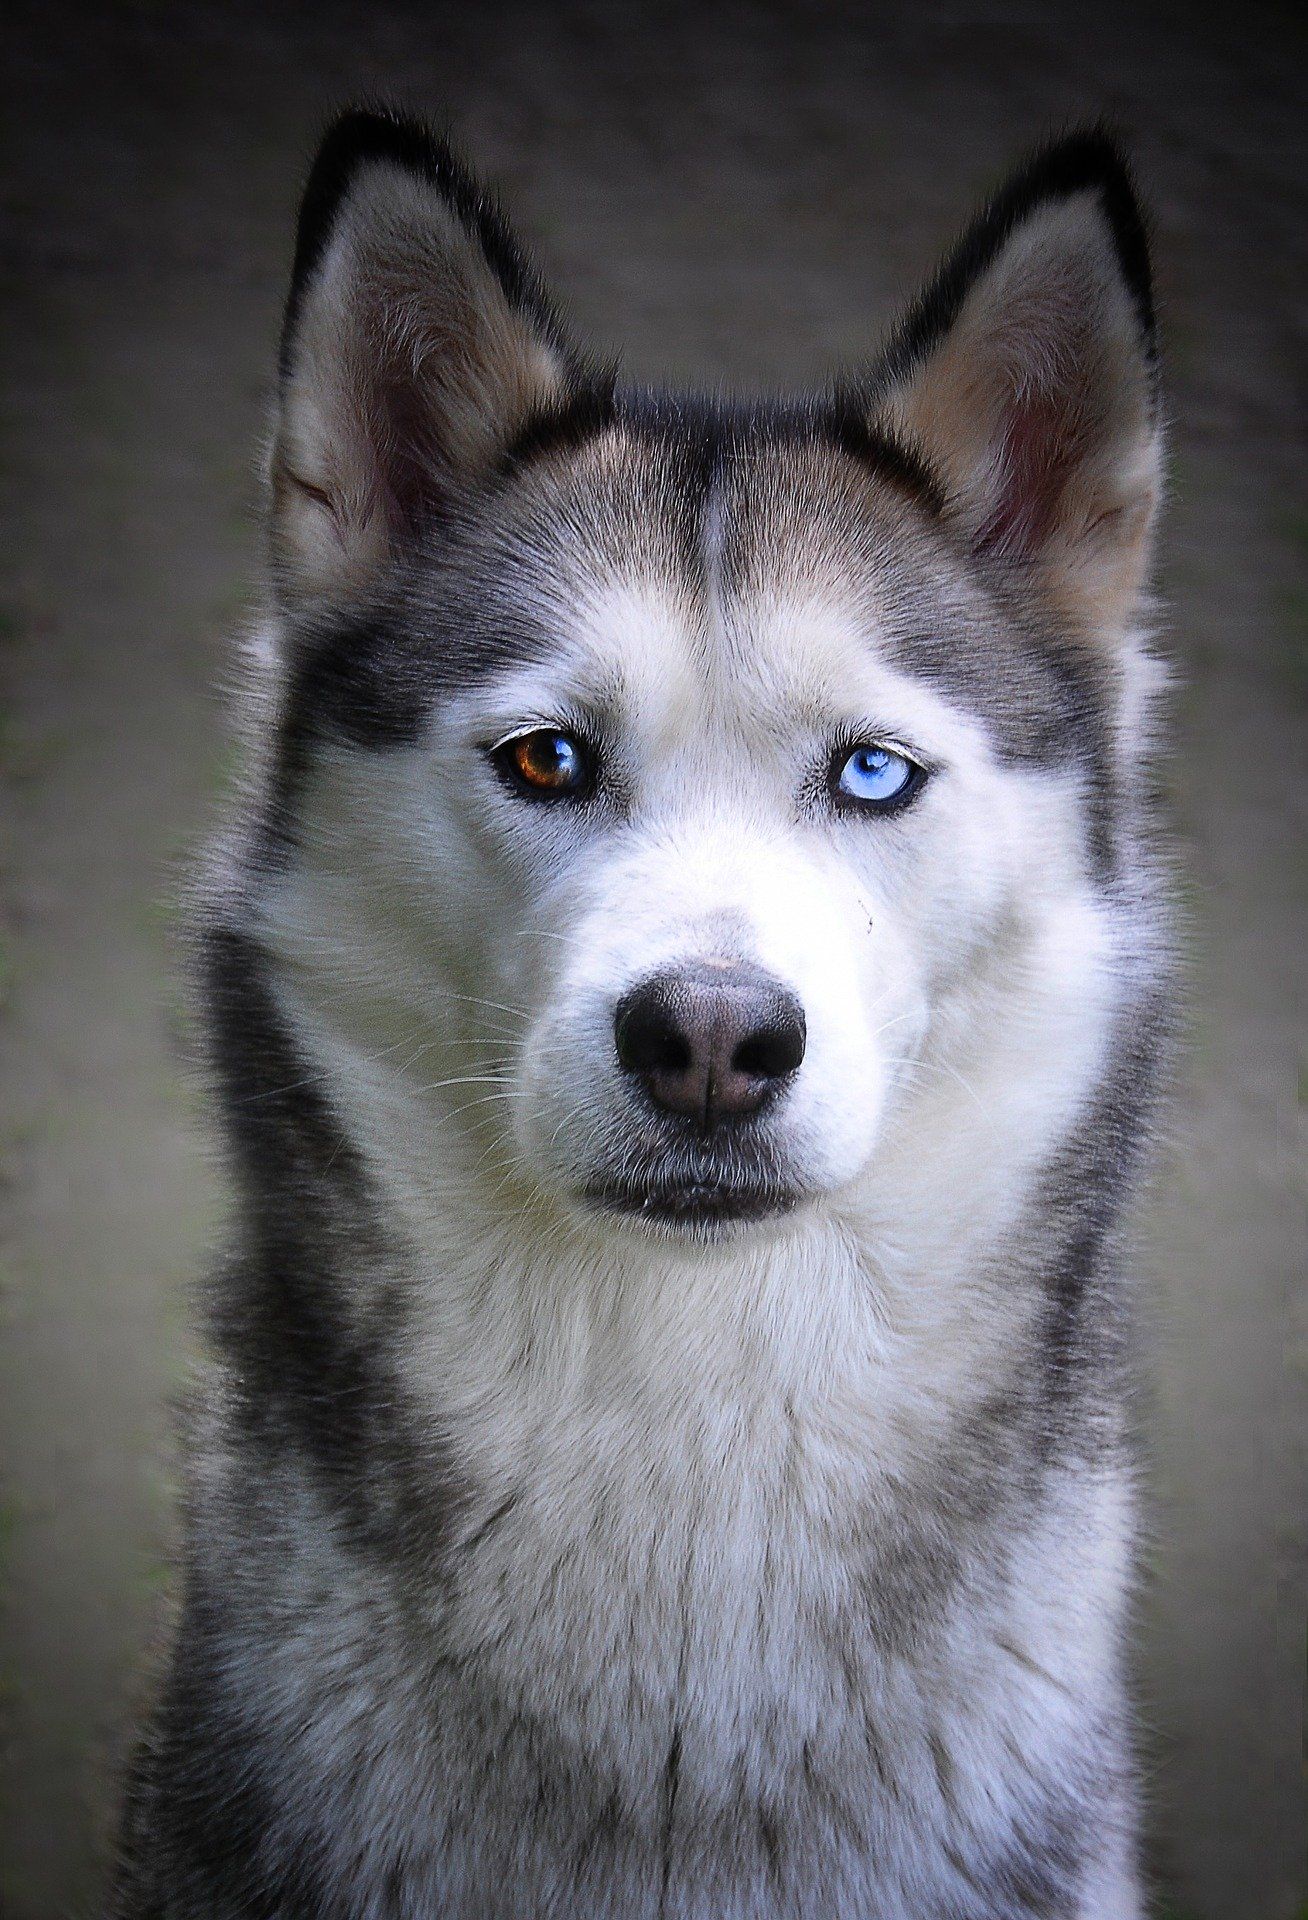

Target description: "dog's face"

left=256, top=119, right=1160, bottom=1242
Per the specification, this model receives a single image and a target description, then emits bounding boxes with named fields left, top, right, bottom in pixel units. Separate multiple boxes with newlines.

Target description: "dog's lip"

left=583, top=1176, right=800, bottom=1227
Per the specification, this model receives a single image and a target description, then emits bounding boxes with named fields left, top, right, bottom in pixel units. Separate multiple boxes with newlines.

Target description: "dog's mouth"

left=583, top=1175, right=801, bottom=1232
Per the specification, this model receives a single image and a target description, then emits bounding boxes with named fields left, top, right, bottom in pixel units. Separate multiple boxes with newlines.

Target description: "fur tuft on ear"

left=270, top=109, right=593, bottom=605
left=874, top=131, right=1162, bottom=633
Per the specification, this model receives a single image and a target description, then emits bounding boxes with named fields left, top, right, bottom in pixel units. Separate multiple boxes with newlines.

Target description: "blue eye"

left=495, top=728, right=593, bottom=798
left=834, top=743, right=922, bottom=809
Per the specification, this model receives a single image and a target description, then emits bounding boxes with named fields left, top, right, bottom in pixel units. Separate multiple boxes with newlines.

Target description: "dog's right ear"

left=270, top=110, right=584, bottom=606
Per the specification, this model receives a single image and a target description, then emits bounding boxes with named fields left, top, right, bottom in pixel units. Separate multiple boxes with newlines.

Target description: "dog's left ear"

left=876, top=134, right=1161, bottom=632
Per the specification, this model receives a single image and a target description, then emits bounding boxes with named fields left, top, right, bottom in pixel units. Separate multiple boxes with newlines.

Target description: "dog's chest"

left=272, top=1400, right=1097, bottom=1918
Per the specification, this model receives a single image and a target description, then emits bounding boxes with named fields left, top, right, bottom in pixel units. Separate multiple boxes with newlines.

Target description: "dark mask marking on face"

left=255, top=387, right=1121, bottom=884
left=880, top=615, right=1119, bottom=877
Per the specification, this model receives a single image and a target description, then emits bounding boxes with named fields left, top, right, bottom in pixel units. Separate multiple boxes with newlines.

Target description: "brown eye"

left=494, top=728, right=592, bottom=799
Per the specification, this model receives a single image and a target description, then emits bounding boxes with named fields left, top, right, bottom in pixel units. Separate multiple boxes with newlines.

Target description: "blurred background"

left=0, top=2, right=1303, bottom=1915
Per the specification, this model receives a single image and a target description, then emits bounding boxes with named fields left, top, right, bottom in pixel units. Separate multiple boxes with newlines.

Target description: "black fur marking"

left=880, top=613, right=1119, bottom=876
left=255, top=548, right=558, bottom=865
left=757, top=1805, right=783, bottom=1887
left=1032, top=987, right=1169, bottom=1456
left=657, top=1724, right=683, bottom=1920
left=259, top=604, right=429, bottom=862
left=825, top=391, right=947, bottom=514
left=281, top=105, right=581, bottom=386
left=611, top=386, right=944, bottom=518
left=461, top=1491, right=521, bottom=1555
left=203, top=923, right=468, bottom=1563
left=500, top=377, right=619, bottom=476
left=875, top=126, right=1156, bottom=397
left=204, top=921, right=367, bottom=1209
left=938, top=1779, right=1088, bottom=1919
left=928, top=1728, right=959, bottom=1814
left=984, top=1790, right=1087, bottom=1918
left=109, top=1600, right=335, bottom=1920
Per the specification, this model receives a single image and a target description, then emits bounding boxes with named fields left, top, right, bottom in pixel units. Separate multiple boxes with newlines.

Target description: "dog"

left=108, top=108, right=1172, bottom=1918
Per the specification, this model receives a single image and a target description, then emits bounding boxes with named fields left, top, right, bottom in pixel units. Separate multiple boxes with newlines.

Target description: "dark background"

left=0, top=3, right=1303, bottom=1915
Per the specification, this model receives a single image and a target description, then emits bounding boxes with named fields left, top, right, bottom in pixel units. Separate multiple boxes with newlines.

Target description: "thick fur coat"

left=109, top=112, right=1172, bottom=1918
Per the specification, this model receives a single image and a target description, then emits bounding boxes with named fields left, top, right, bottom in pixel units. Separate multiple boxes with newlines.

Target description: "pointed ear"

left=876, top=134, right=1161, bottom=632
left=270, top=110, right=587, bottom=605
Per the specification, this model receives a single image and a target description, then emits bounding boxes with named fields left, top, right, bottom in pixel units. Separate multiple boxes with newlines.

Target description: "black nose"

left=614, top=964, right=806, bottom=1128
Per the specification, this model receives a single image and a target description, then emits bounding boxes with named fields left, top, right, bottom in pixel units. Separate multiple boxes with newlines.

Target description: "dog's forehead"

left=511, top=427, right=939, bottom=698
left=496, top=423, right=1112, bottom=772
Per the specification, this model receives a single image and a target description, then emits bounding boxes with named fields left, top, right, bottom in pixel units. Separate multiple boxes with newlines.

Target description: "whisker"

left=409, top=1071, right=514, bottom=1099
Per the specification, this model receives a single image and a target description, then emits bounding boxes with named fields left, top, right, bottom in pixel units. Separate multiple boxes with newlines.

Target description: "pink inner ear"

left=974, top=383, right=1080, bottom=563
left=371, top=373, right=453, bottom=546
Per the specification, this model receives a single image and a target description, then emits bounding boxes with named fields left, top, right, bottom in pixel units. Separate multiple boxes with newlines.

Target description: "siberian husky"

left=109, top=110, right=1172, bottom=1918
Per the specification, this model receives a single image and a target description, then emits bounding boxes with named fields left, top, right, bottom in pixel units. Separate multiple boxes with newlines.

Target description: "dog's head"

left=251, top=112, right=1162, bottom=1244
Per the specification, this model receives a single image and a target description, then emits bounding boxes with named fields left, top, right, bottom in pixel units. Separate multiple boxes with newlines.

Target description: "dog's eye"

left=833, top=744, right=923, bottom=810
left=494, top=728, right=592, bottom=799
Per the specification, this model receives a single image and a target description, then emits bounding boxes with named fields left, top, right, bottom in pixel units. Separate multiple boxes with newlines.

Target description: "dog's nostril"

left=659, top=1031, right=693, bottom=1073
left=614, top=966, right=805, bottom=1128
left=614, top=992, right=691, bottom=1078
left=732, top=1015, right=805, bottom=1083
